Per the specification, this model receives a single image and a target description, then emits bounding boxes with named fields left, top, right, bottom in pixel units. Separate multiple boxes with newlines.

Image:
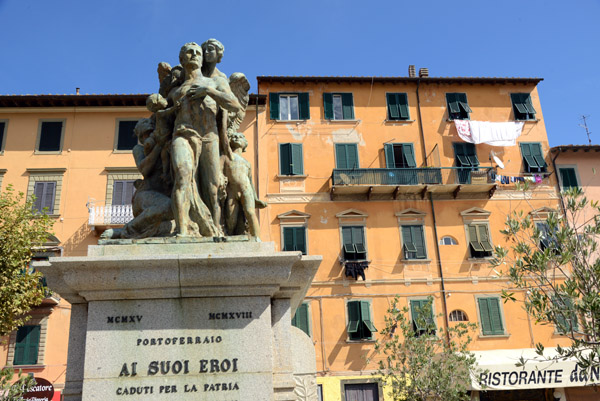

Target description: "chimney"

left=408, top=65, right=416, bottom=78
left=76, top=87, right=80, bottom=95
left=419, top=68, right=429, bottom=78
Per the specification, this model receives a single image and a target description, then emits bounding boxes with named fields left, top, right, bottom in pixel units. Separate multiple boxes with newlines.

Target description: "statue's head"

left=146, top=93, right=168, bottom=113
left=228, top=132, right=248, bottom=152
left=201, top=38, right=224, bottom=64
left=134, top=118, right=154, bottom=142
left=179, top=42, right=203, bottom=68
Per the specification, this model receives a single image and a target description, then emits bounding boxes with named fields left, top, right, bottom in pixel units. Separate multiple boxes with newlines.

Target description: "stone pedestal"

left=36, top=240, right=321, bottom=401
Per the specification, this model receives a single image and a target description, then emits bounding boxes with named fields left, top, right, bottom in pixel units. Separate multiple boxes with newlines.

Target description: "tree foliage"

left=0, top=185, right=54, bottom=399
left=494, top=186, right=600, bottom=372
left=371, top=296, right=480, bottom=401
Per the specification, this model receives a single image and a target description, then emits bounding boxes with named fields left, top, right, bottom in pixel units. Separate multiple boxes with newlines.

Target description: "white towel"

left=454, top=120, right=473, bottom=143
left=468, top=121, right=524, bottom=147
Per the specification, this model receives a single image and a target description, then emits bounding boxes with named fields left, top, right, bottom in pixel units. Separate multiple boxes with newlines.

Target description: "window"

left=559, top=167, right=579, bottom=189
left=453, top=142, right=479, bottom=184
left=282, top=226, right=307, bottom=255
left=347, top=300, right=377, bottom=340
left=291, top=302, right=310, bottom=336
left=449, top=310, right=468, bottom=322
left=386, top=93, right=410, bottom=121
left=32, top=182, right=56, bottom=214
left=384, top=143, right=416, bottom=168
left=401, top=225, right=426, bottom=260
left=439, top=236, right=458, bottom=245
left=344, top=383, right=379, bottom=401
left=115, top=120, right=139, bottom=151
left=467, top=224, right=493, bottom=258
left=552, top=295, right=578, bottom=334
left=519, top=142, right=547, bottom=173
left=279, top=143, right=303, bottom=176
left=410, top=299, right=436, bottom=336
left=335, top=143, right=359, bottom=169
left=269, top=93, right=310, bottom=121
left=37, top=120, right=64, bottom=152
left=13, top=325, right=41, bottom=365
left=324, top=93, right=354, bottom=120
left=511, top=93, right=536, bottom=121
left=112, top=180, right=136, bottom=206
left=535, top=222, right=558, bottom=252
left=446, top=93, right=471, bottom=120
left=0, top=120, right=7, bottom=153
left=477, top=297, right=505, bottom=335
left=317, top=385, right=323, bottom=401
left=342, top=226, right=367, bottom=261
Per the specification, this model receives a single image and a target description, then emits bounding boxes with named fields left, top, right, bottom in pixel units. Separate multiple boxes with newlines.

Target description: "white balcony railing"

left=88, top=204, right=134, bottom=226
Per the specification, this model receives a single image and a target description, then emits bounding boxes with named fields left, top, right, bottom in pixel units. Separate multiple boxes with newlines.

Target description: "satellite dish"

left=490, top=151, right=505, bottom=169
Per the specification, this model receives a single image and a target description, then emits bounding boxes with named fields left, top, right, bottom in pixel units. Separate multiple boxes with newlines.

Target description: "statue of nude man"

left=169, top=42, right=241, bottom=237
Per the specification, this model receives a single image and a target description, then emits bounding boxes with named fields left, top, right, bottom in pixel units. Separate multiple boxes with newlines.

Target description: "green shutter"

left=453, top=143, right=471, bottom=167
left=387, top=93, right=400, bottom=120
left=360, top=301, right=377, bottom=333
left=14, top=325, right=40, bottom=365
left=477, top=225, right=493, bottom=252
left=560, top=168, right=578, bottom=189
left=290, top=143, right=303, bottom=175
left=553, top=295, right=578, bottom=333
left=280, top=143, right=291, bottom=175
left=458, top=93, right=472, bottom=113
left=294, top=227, right=307, bottom=255
left=520, top=143, right=539, bottom=171
left=479, top=298, right=504, bottom=335
left=410, top=300, right=433, bottom=332
left=283, top=227, right=295, bottom=252
left=352, top=226, right=364, bottom=246
left=398, top=93, right=409, bottom=119
left=270, top=93, right=280, bottom=120
left=465, top=144, right=479, bottom=166
left=336, top=144, right=359, bottom=169
left=402, top=144, right=417, bottom=168
left=292, top=303, right=310, bottom=336
left=323, top=93, right=333, bottom=120
left=347, top=301, right=360, bottom=337
left=412, top=226, right=426, bottom=259
left=530, top=143, right=546, bottom=169
left=469, top=225, right=484, bottom=252
left=298, top=93, right=310, bottom=120
left=384, top=143, right=395, bottom=168
left=447, top=93, right=460, bottom=114
left=341, top=93, right=354, bottom=120
left=401, top=226, right=416, bottom=258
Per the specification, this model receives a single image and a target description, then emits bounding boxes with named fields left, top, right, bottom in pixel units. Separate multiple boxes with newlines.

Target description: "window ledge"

left=112, top=149, right=134, bottom=154
left=272, top=119, right=309, bottom=123
left=277, top=174, right=307, bottom=179
left=446, top=118, right=470, bottom=122
left=33, top=214, right=61, bottom=219
left=385, top=119, right=415, bottom=124
left=8, top=364, right=46, bottom=370
left=324, top=119, right=360, bottom=123
left=516, top=119, right=540, bottom=123
left=402, top=259, right=432, bottom=264
left=346, top=339, right=376, bottom=344
left=467, top=257, right=493, bottom=263
left=34, top=150, right=62, bottom=155
left=478, top=333, right=510, bottom=339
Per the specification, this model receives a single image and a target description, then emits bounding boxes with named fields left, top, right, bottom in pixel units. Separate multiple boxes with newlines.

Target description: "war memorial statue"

left=38, top=40, right=321, bottom=401
left=103, top=39, right=265, bottom=241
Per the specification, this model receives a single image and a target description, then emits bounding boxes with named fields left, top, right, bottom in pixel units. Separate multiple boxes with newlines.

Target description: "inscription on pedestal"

left=82, top=297, right=273, bottom=400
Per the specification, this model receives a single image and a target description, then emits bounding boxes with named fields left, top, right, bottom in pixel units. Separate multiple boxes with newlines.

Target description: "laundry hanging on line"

left=455, top=120, right=524, bottom=146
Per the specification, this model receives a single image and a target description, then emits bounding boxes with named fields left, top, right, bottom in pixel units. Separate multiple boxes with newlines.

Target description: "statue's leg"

left=171, top=136, right=194, bottom=236
left=200, top=139, right=224, bottom=236
left=240, top=188, right=260, bottom=238
left=225, top=189, right=240, bottom=236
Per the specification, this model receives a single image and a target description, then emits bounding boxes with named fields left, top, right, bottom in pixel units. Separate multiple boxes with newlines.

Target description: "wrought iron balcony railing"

left=332, top=167, right=494, bottom=187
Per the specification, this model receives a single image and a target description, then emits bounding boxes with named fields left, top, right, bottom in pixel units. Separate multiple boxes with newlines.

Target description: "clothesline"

left=491, top=172, right=546, bottom=185
left=455, top=120, right=524, bottom=146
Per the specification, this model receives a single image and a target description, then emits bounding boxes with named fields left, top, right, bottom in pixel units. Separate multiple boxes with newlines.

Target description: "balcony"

left=330, top=167, right=496, bottom=200
left=88, top=203, right=133, bottom=235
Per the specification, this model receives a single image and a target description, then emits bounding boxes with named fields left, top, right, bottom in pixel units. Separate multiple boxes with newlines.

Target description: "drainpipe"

left=416, top=77, right=450, bottom=342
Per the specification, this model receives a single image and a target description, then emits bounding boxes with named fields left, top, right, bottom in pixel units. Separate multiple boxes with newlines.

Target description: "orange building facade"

left=0, top=70, right=595, bottom=401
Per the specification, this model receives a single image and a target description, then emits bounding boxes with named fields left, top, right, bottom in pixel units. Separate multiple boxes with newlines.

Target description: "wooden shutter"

left=477, top=225, right=493, bottom=252
left=384, top=143, right=395, bottom=168
left=453, top=143, right=470, bottom=167
left=294, top=227, right=307, bottom=255
left=283, top=227, right=295, bottom=252
left=14, top=325, right=40, bottom=365
left=553, top=295, right=578, bottom=332
left=465, top=144, right=479, bottom=166
left=345, top=383, right=378, bottom=401
left=468, top=225, right=484, bottom=252
left=520, top=143, right=539, bottom=171
left=33, top=182, right=55, bottom=213
left=447, top=93, right=460, bottom=114
left=410, top=300, right=428, bottom=331
left=269, top=93, right=280, bottom=120
left=479, top=298, right=504, bottom=335
left=279, top=143, right=291, bottom=175
left=530, top=143, right=546, bottom=169
left=398, top=93, right=409, bottom=119
left=112, top=181, right=124, bottom=205
left=336, top=144, right=348, bottom=169
left=290, top=143, right=303, bottom=175
left=347, top=301, right=360, bottom=337
left=360, top=301, right=377, bottom=333
left=560, top=168, right=578, bottom=189
left=292, top=303, right=310, bottom=336
left=33, top=182, right=45, bottom=212
left=458, top=93, right=472, bottom=113
left=402, top=144, right=417, bottom=168
left=412, top=225, right=426, bottom=259
left=323, top=93, right=333, bottom=119
left=401, top=225, right=416, bottom=257
left=298, top=93, right=310, bottom=120
left=386, top=93, right=400, bottom=120
left=341, top=93, right=354, bottom=120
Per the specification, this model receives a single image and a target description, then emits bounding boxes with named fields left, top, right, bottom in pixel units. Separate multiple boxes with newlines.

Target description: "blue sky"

left=1, top=0, right=598, bottom=146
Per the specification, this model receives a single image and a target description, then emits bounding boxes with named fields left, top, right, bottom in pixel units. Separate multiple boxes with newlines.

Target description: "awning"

left=471, top=348, right=600, bottom=390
